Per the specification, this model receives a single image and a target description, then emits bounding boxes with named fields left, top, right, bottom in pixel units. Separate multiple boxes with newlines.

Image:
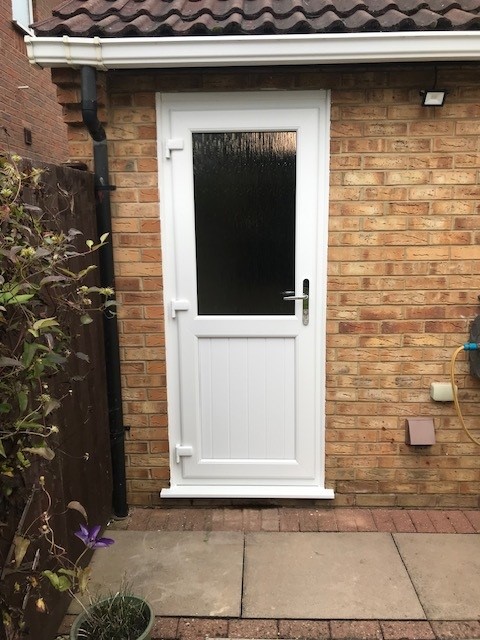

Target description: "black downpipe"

left=81, top=66, right=128, bottom=518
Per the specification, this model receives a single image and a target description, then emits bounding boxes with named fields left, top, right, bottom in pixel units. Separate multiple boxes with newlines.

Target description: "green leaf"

left=57, top=575, right=72, bottom=592
left=85, top=239, right=94, bottom=249
left=0, top=357, right=23, bottom=368
left=42, top=570, right=59, bottom=589
left=80, top=314, right=93, bottom=325
left=16, top=451, right=30, bottom=468
left=5, top=294, right=34, bottom=304
left=32, top=359, right=45, bottom=377
left=42, top=570, right=72, bottom=592
left=32, top=317, right=60, bottom=332
left=75, top=352, right=90, bottom=363
left=21, top=342, right=38, bottom=368
left=100, top=232, right=109, bottom=243
left=0, top=440, right=6, bottom=458
left=0, top=403, right=12, bottom=414
left=18, top=390, right=28, bottom=413
left=77, top=265, right=97, bottom=278
left=58, top=267, right=77, bottom=278
left=43, top=352, right=66, bottom=365
left=16, top=420, right=45, bottom=431
left=58, top=568, right=77, bottom=577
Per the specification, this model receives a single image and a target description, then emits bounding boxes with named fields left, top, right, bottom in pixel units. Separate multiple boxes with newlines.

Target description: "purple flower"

left=74, top=524, right=114, bottom=549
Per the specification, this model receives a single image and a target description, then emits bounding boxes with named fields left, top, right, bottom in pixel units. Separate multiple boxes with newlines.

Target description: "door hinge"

left=165, top=138, right=184, bottom=159
left=175, top=444, right=193, bottom=464
left=171, top=299, right=190, bottom=319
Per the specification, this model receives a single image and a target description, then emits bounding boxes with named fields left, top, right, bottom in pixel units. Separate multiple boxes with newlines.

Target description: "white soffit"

left=25, top=32, right=480, bottom=69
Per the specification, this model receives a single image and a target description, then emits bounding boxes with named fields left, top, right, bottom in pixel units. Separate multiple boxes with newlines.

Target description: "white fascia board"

left=25, top=31, right=480, bottom=70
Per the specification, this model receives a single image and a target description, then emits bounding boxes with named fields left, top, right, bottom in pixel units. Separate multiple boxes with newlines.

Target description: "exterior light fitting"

left=420, top=89, right=447, bottom=106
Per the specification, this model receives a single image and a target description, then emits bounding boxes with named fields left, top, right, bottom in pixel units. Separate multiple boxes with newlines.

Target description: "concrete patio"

left=59, top=507, right=480, bottom=640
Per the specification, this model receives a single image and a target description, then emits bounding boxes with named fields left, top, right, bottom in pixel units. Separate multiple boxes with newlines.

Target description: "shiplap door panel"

left=158, top=91, right=333, bottom=498
left=198, top=337, right=296, bottom=461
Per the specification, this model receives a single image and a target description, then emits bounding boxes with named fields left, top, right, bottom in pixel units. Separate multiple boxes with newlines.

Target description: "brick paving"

left=56, top=615, right=480, bottom=640
left=116, top=506, right=480, bottom=535
left=58, top=508, right=480, bottom=640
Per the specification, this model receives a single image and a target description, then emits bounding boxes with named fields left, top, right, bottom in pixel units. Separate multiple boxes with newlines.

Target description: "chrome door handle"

left=282, top=279, right=310, bottom=325
left=282, top=294, right=308, bottom=301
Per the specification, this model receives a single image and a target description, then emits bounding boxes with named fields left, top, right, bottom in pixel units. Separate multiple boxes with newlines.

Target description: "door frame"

left=156, top=90, right=333, bottom=499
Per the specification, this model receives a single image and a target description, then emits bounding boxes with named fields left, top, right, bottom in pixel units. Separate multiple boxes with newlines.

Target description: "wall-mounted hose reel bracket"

left=468, top=315, right=480, bottom=378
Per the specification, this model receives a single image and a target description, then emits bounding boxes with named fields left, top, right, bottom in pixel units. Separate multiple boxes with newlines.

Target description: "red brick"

left=380, top=621, right=435, bottom=640
left=331, top=621, right=382, bottom=640
left=445, top=511, right=475, bottom=533
left=3, top=0, right=69, bottom=163
left=299, top=509, right=320, bottom=532
left=425, top=510, right=456, bottom=533
left=183, top=509, right=207, bottom=531
left=372, top=509, right=397, bottom=532
left=228, top=619, right=279, bottom=638
left=59, top=65, right=480, bottom=511
left=353, top=509, right=377, bottom=532
left=147, top=508, right=170, bottom=530
left=151, top=617, right=179, bottom=639
left=391, top=510, right=416, bottom=533
left=243, top=508, right=262, bottom=532
left=223, top=509, right=244, bottom=531
left=463, top=511, right=480, bottom=533
left=178, top=618, right=228, bottom=640
left=279, top=620, right=330, bottom=639
left=430, top=621, right=480, bottom=639
left=317, top=510, right=338, bottom=532
left=335, top=508, right=359, bottom=531
left=279, top=508, right=301, bottom=532
left=127, top=507, right=153, bottom=530
left=208, top=509, right=226, bottom=531
left=408, top=511, right=436, bottom=533
left=165, top=509, right=186, bottom=531
left=261, top=508, right=280, bottom=531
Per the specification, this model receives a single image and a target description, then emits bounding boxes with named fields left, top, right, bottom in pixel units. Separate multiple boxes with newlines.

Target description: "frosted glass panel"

left=193, top=131, right=296, bottom=315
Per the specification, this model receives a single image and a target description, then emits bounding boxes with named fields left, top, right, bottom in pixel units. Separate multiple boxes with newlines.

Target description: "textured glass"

left=193, top=131, right=296, bottom=315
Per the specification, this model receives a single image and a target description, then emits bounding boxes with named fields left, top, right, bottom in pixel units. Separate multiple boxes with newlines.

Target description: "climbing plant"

left=0, top=153, right=114, bottom=638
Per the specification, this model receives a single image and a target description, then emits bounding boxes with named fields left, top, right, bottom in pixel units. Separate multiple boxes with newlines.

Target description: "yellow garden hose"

left=450, top=344, right=480, bottom=447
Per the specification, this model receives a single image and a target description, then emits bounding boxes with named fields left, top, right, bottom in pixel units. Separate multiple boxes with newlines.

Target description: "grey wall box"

left=405, top=417, right=436, bottom=446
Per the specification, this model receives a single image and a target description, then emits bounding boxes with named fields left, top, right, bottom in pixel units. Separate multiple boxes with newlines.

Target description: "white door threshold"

left=160, top=485, right=335, bottom=499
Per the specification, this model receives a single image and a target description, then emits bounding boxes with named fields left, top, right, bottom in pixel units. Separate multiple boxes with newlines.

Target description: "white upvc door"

left=158, top=91, right=333, bottom=499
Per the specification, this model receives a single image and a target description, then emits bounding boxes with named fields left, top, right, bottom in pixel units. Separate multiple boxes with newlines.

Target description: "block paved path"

left=118, top=506, right=480, bottom=535
left=57, top=507, right=480, bottom=640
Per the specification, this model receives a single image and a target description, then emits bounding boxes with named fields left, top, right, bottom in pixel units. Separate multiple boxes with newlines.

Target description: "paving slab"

left=394, top=533, right=480, bottom=620
left=243, top=532, right=425, bottom=620
left=70, top=530, right=244, bottom=617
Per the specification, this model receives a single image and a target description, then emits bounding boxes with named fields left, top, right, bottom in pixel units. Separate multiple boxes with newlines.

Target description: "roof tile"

left=33, top=0, right=480, bottom=37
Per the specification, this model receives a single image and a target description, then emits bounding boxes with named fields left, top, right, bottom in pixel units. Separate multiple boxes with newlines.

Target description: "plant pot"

left=69, top=594, right=154, bottom=640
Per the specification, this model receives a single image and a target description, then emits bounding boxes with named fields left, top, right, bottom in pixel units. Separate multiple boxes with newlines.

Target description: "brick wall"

left=53, top=64, right=480, bottom=508
left=0, top=0, right=69, bottom=162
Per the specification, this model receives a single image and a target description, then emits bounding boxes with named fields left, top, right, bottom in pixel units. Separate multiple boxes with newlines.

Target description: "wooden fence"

left=0, top=163, right=112, bottom=640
